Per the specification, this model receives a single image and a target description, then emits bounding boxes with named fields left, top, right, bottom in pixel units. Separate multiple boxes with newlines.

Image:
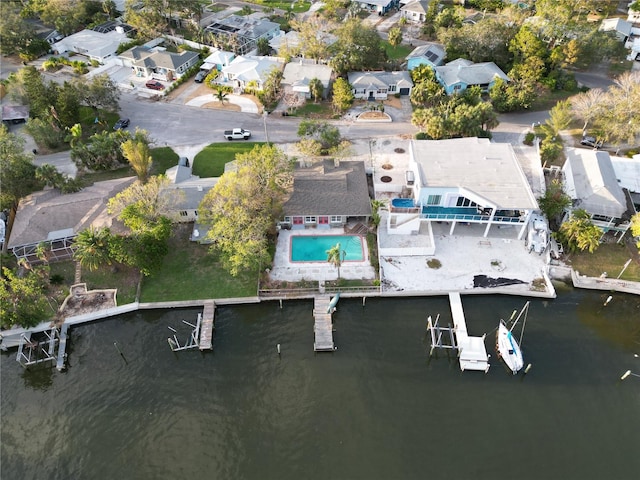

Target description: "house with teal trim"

left=348, top=71, right=413, bottom=100
left=406, top=44, right=446, bottom=71
left=434, top=59, right=509, bottom=95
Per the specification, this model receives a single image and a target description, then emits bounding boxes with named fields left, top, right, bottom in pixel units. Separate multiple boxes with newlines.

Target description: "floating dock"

left=313, top=296, right=335, bottom=351
left=427, top=293, right=489, bottom=373
left=199, top=300, right=215, bottom=350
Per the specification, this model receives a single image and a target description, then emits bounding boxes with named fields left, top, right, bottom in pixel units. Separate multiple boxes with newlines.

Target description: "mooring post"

left=279, top=299, right=283, bottom=309
left=113, top=342, right=128, bottom=365
left=362, top=297, right=366, bottom=307
left=277, top=343, right=281, bottom=355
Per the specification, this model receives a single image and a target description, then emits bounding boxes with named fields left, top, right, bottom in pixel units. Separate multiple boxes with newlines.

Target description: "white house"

left=53, top=29, right=130, bottom=64
left=282, top=61, right=333, bottom=99
left=348, top=71, right=413, bottom=100
left=161, top=159, right=217, bottom=224
left=220, top=55, right=284, bottom=91
left=400, top=0, right=431, bottom=23
left=119, top=46, right=200, bottom=81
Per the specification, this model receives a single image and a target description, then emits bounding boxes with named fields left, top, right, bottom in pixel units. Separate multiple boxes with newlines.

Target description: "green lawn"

left=253, top=0, right=311, bottom=13
left=384, top=42, right=412, bottom=60
left=291, top=102, right=334, bottom=118
left=150, top=146, right=179, bottom=175
left=140, top=225, right=259, bottom=301
left=567, top=242, right=640, bottom=281
left=192, top=142, right=265, bottom=177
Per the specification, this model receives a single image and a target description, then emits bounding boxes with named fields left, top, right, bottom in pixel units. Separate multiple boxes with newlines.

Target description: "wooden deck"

left=199, top=300, right=215, bottom=350
left=313, top=297, right=335, bottom=352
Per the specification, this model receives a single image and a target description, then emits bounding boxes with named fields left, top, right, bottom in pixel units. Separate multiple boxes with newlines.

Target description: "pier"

left=199, top=300, right=215, bottom=350
left=427, top=293, right=490, bottom=373
left=313, top=296, right=335, bottom=352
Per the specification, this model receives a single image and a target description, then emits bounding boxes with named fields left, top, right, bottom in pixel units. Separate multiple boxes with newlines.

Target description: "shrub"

left=524, top=132, right=535, bottom=146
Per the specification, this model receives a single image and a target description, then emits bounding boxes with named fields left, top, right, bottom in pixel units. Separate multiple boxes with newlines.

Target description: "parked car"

left=145, top=80, right=165, bottom=91
left=224, top=128, right=251, bottom=141
left=194, top=70, right=209, bottom=83
left=113, top=118, right=130, bottom=130
left=580, top=135, right=603, bottom=149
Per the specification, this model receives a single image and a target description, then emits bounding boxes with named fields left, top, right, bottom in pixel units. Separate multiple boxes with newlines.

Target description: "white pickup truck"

left=224, top=128, right=251, bottom=140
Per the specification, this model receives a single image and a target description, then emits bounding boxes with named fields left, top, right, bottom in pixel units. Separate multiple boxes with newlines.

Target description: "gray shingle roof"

left=347, top=71, right=413, bottom=90
left=435, top=60, right=509, bottom=87
left=283, top=160, right=371, bottom=217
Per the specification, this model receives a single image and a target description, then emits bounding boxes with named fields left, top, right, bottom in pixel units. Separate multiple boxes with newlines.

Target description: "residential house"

left=610, top=153, right=640, bottom=210
left=201, top=49, right=235, bottom=72
left=8, top=177, right=134, bottom=265
left=160, top=159, right=217, bottom=242
left=434, top=59, right=509, bottom=95
left=358, top=0, right=400, bottom=15
left=406, top=44, right=446, bottom=70
left=562, top=148, right=634, bottom=237
left=205, top=14, right=280, bottom=55
left=269, top=29, right=337, bottom=57
left=629, top=2, right=640, bottom=23
left=600, top=17, right=633, bottom=43
left=386, top=138, right=538, bottom=242
left=282, top=61, right=333, bottom=100
left=280, top=160, right=372, bottom=230
left=119, top=46, right=200, bottom=81
left=220, top=55, right=283, bottom=91
left=400, top=0, right=431, bottom=23
left=348, top=71, right=413, bottom=100
left=53, top=28, right=130, bottom=64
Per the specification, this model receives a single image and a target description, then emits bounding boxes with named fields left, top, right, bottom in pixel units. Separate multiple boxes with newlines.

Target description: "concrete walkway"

left=185, top=94, right=260, bottom=114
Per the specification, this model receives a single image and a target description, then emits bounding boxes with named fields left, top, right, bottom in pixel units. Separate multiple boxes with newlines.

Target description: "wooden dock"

left=313, top=296, right=335, bottom=352
left=448, top=292, right=490, bottom=373
left=199, top=300, right=215, bottom=350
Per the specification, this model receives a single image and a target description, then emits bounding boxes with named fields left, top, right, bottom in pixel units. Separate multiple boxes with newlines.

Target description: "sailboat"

left=496, top=302, right=530, bottom=374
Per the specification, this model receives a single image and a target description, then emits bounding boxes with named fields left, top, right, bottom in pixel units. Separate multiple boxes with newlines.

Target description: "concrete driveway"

left=185, top=94, right=260, bottom=114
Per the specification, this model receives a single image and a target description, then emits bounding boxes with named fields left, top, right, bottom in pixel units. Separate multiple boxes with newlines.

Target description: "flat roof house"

left=386, top=138, right=538, bottom=242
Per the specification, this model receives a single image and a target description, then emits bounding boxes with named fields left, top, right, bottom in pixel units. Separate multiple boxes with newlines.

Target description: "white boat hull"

left=496, top=322, right=524, bottom=374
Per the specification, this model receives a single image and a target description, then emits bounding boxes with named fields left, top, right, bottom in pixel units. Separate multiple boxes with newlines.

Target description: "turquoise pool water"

left=291, top=235, right=364, bottom=262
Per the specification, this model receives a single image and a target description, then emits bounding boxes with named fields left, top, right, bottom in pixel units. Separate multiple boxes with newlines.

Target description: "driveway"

left=185, top=94, right=260, bottom=114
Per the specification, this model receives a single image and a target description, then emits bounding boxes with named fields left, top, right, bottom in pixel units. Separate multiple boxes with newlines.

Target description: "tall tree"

left=538, top=179, right=571, bottom=228
left=331, top=78, right=354, bottom=114
left=0, top=126, right=41, bottom=211
left=309, top=78, right=323, bottom=103
left=0, top=266, right=51, bottom=329
left=74, top=74, right=121, bottom=118
left=556, top=209, right=601, bottom=253
left=71, top=130, right=129, bottom=172
left=291, top=17, right=333, bottom=63
left=121, top=130, right=153, bottom=183
left=0, top=7, right=37, bottom=56
left=330, top=18, right=387, bottom=75
left=326, top=243, right=344, bottom=279
left=124, top=0, right=166, bottom=39
left=107, top=175, right=179, bottom=227
left=631, top=213, right=640, bottom=250
left=571, top=88, right=606, bottom=133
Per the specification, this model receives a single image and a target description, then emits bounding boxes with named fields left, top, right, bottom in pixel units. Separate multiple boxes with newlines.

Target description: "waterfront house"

left=406, top=44, right=446, bottom=71
left=434, top=59, right=509, bottom=95
left=119, top=47, right=200, bottom=81
left=279, top=160, right=372, bottom=230
left=8, top=177, right=134, bottom=265
left=386, top=138, right=538, bottom=242
left=562, top=148, right=634, bottom=237
left=282, top=61, right=333, bottom=100
left=347, top=71, right=413, bottom=100
left=160, top=159, right=217, bottom=225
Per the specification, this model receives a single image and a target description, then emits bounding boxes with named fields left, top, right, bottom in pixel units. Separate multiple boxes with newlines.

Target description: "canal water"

left=2, top=289, right=640, bottom=480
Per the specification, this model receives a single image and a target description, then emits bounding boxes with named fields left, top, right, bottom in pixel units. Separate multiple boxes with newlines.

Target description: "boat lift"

left=167, top=314, right=202, bottom=352
left=426, top=314, right=459, bottom=357
left=16, top=327, right=60, bottom=367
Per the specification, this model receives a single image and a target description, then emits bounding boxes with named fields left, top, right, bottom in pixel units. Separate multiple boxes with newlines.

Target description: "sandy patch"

left=202, top=102, right=241, bottom=111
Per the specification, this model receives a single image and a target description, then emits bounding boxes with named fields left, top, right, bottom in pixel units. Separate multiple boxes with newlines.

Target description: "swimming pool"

left=391, top=198, right=416, bottom=208
left=290, top=235, right=364, bottom=262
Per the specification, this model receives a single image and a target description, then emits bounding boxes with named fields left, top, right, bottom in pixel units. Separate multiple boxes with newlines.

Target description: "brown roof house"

left=280, top=159, right=372, bottom=230
left=8, top=177, right=135, bottom=264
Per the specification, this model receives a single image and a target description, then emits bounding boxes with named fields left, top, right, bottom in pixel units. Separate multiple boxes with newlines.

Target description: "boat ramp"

left=427, top=292, right=490, bottom=373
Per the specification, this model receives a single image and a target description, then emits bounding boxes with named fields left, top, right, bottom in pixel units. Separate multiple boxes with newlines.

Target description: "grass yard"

left=290, top=102, right=334, bottom=118
left=566, top=242, right=640, bottom=281
left=253, top=0, right=311, bottom=13
left=140, top=225, right=259, bottom=302
left=193, top=142, right=264, bottom=177
left=150, top=146, right=179, bottom=175
left=384, top=42, right=412, bottom=60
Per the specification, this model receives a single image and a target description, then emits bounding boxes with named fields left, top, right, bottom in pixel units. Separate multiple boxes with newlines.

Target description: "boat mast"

left=515, top=302, right=530, bottom=347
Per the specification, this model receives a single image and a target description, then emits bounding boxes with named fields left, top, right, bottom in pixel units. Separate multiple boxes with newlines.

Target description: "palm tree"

left=73, top=227, right=113, bottom=271
left=215, top=86, right=229, bottom=105
left=121, top=133, right=152, bottom=183
left=326, top=243, right=345, bottom=279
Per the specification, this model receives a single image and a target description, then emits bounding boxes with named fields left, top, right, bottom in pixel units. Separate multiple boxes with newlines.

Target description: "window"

left=284, top=216, right=291, bottom=223
left=427, top=195, right=441, bottom=206
left=389, top=85, right=396, bottom=92
left=456, top=197, right=476, bottom=207
left=180, top=211, right=189, bottom=217
left=293, top=216, right=303, bottom=225
left=305, top=216, right=317, bottom=224
left=330, top=216, right=342, bottom=223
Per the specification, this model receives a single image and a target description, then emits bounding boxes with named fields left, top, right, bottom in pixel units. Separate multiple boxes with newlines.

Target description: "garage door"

left=399, top=88, right=410, bottom=95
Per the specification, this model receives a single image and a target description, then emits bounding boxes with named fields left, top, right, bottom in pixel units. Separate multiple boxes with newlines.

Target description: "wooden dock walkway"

left=448, top=292, right=490, bottom=373
left=313, top=297, right=335, bottom=352
left=199, top=300, right=215, bottom=350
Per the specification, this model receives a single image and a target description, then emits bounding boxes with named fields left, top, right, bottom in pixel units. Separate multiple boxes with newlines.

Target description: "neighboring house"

left=358, top=0, right=400, bottom=15
left=119, top=46, right=200, bottom=81
left=280, top=160, right=372, bottom=230
left=38, top=28, right=64, bottom=45
left=434, top=59, right=509, bottom=95
left=204, top=14, right=280, bottom=55
left=1, top=105, right=29, bottom=125
left=610, top=153, right=640, bottom=210
left=52, top=28, right=130, bottom=64
left=629, top=3, right=640, bottom=23
left=406, top=44, right=446, bottom=70
left=562, top=148, right=634, bottom=236
left=386, top=138, right=538, bottom=241
left=347, top=71, right=413, bottom=100
left=269, top=30, right=337, bottom=57
left=220, top=55, right=283, bottom=91
left=282, top=61, right=333, bottom=100
left=400, top=0, right=431, bottom=23
left=8, top=177, right=135, bottom=265
left=201, top=49, right=235, bottom=72
left=160, top=159, right=217, bottom=231
left=600, top=17, right=633, bottom=43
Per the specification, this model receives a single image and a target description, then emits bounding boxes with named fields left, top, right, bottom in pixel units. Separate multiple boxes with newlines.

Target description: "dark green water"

left=2, top=290, right=640, bottom=480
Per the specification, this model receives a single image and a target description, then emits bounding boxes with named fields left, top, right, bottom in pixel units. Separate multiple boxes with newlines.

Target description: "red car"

left=145, top=80, right=165, bottom=91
